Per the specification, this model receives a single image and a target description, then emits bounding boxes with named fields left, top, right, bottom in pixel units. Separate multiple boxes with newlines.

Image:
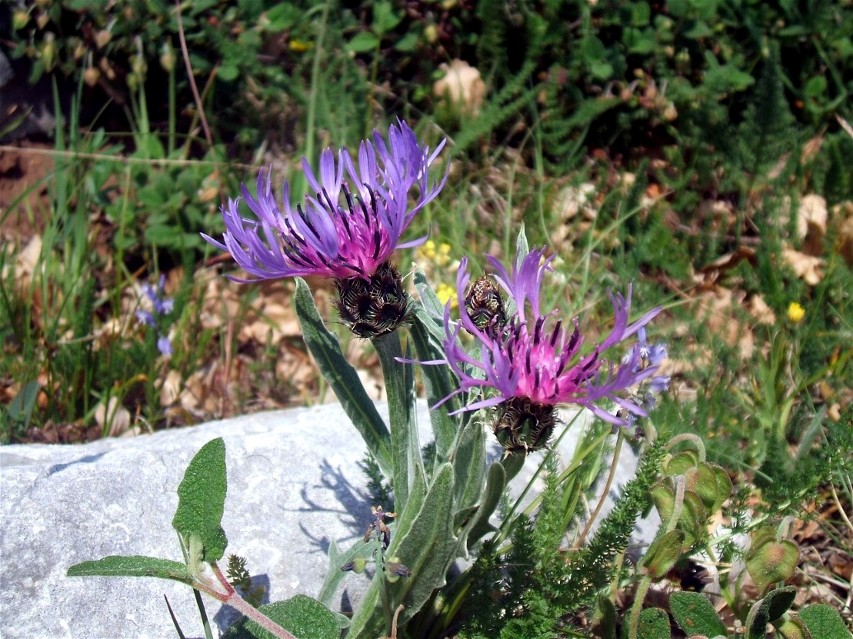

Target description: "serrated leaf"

left=294, top=278, right=391, bottom=476
left=67, top=555, right=193, bottom=584
left=222, top=595, right=342, bottom=639
left=799, top=604, right=851, bottom=639
left=670, top=591, right=728, bottom=637
left=171, top=438, right=228, bottom=562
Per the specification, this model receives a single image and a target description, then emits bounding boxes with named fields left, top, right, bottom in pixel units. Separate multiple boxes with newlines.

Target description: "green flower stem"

left=576, top=428, right=625, bottom=548
left=627, top=475, right=685, bottom=639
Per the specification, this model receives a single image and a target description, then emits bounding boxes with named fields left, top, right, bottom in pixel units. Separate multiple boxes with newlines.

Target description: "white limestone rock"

left=0, top=402, right=654, bottom=639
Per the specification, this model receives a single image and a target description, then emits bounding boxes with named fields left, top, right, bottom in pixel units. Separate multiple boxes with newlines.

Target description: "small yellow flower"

left=435, top=282, right=457, bottom=308
left=787, top=302, right=805, bottom=324
left=435, top=242, right=452, bottom=266
left=289, top=39, right=312, bottom=53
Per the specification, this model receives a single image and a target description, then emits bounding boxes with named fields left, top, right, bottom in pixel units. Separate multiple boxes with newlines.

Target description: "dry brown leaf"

left=693, top=287, right=755, bottom=359
left=700, top=246, right=756, bottom=275
left=800, top=135, right=824, bottom=164
left=433, top=59, right=487, bottom=117
left=746, top=295, right=776, bottom=325
left=782, top=247, right=825, bottom=285
left=797, top=194, right=828, bottom=256
left=13, top=234, right=42, bottom=291
left=159, top=370, right=182, bottom=406
left=94, top=396, right=132, bottom=437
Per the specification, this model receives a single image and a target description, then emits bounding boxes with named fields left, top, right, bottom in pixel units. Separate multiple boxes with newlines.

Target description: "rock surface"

left=1, top=402, right=655, bottom=639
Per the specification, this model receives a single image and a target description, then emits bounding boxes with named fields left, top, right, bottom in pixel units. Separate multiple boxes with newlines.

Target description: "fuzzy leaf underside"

left=171, top=437, right=228, bottom=561
left=67, top=555, right=193, bottom=584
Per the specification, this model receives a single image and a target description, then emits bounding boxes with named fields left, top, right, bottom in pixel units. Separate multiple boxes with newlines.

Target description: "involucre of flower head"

left=437, top=248, right=664, bottom=427
left=201, top=120, right=447, bottom=282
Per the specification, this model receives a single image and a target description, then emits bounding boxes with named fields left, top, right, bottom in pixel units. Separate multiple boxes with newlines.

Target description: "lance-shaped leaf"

left=294, top=277, right=391, bottom=476
left=450, top=416, right=486, bottom=514
left=317, top=537, right=371, bottom=609
left=461, top=459, right=507, bottom=552
left=374, top=331, right=424, bottom=510
left=67, top=555, right=193, bottom=585
left=172, top=438, right=228, bottom=562
left=409, top=296, right=458, bottom=462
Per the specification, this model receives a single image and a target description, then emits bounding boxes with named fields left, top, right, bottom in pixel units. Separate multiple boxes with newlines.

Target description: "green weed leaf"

left=670, top=591, right=728, bottom=637
left=222, top=595, right=344, bottom=639
left=67, top=556, right=193, bottom=584
left=171, top=438, right=228, bottom=562
left=799, top=604, right=851, bottom=639
left=630, top=607, right=670, bottom=639
left=745, top=586, right=797, bottom=639
left=746, top=537, right=799, bottom=594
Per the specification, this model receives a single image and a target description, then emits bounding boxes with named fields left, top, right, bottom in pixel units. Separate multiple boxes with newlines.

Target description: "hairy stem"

left=577, top=428, right=625, bottom=547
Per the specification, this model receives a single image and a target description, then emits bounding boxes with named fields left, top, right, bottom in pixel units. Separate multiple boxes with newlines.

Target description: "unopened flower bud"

left=70, top=38, right=86, bottom=60
left=83, top=67, right=100, bottom=87
left=35, top=12, right=49, bottom=30
left=12, top=10, right=29, bottom=30
left=385, top=557, right=411, bottom=583
left=131, top=54, right=147, bottom=78
left=95, top=30, right=111, bottom=49
left=341, top=557, right=367, bottom=573
left=159, top=41, right=175, bottom=72
left=424, top=24, right=438, bottom=44
left=41, top=33, right=56, bottom=71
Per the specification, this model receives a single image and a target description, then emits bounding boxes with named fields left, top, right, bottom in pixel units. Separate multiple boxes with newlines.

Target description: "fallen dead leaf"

left=782, top=247, right=825, bottom=285
left=433, top=59, right=487, bottom=117
left=797, top=194, right=828, bottom=256
left=159, top=370, right=182, bottom=406
left=746, top=295, right=776, bottom=325
left=94, top=396, right=132, bottom=437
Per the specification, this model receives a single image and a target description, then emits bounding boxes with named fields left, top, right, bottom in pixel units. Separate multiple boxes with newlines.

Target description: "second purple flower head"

left=438, top=248, right=668, bottom=453
left=203, top=120, right=447, bottom=337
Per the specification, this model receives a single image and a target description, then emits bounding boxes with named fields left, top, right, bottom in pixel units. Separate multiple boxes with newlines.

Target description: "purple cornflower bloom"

left=201, top=120, right=446, bottom=282
left=438, top=248, right=664, bottom=428
left=136, top=275, right=174, bottom=356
